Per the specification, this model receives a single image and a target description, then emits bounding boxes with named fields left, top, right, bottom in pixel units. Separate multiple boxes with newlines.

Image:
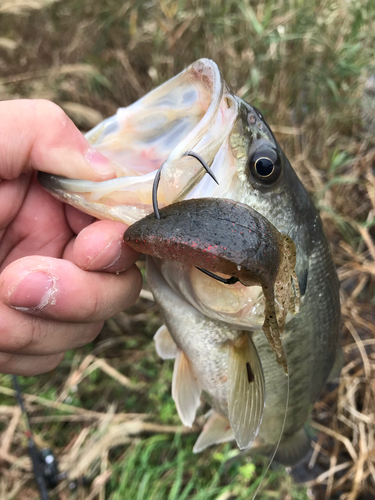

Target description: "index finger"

left=0, top=99, right=116, bottom=181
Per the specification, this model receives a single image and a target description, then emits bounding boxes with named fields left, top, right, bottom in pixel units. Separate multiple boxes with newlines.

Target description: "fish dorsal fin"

left=227, top=334, right=265, bottom=450
left=193, top=410, right=234, bottom=453
left=154, top=325, right=178, bottom=359
left=172, top=350, right=201, bottom=427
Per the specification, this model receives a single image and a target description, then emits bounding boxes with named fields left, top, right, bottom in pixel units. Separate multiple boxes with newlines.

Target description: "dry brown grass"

left=0, top=0, right=374, bottom=499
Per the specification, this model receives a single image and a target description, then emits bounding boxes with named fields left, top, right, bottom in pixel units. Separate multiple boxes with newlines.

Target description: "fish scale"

left=147, top=258, right=234, bottom=416
left=38, top=58, right=340, bottom=463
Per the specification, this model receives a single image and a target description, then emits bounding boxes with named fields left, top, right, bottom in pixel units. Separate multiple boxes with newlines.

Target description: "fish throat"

left=124, top=198, right=300, bottom=374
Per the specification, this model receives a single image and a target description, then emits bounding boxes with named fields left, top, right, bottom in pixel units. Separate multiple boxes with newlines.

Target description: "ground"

left=0, top=1, right=374, bottom=499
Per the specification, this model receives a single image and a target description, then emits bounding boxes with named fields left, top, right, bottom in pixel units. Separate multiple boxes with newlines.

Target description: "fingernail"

left=9, top=273, right=55, bottom=310
left=82, top=237, right=123, bottom=271
left=97, top=239, right=123, bottom=270
left=85, top=147, right=114, bottom=176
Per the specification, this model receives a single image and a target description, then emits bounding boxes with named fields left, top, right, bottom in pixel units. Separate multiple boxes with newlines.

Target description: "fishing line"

left=251, top=367, right=290, bottom=500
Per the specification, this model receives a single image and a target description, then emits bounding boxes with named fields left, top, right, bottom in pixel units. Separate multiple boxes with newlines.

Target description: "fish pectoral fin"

left=193, top=410, right=234, bottom=453
left=227, top=334, right=265, bottom=450
left=154, top=325, right=178, bottom=359
left=172, top=350, right=201, bottom=427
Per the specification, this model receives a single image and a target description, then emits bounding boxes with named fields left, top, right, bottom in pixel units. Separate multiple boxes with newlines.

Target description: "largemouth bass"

left=38, top=59, right=341, bottom=464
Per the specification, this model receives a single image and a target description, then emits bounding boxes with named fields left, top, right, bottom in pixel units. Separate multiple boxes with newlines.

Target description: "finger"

left=65, top=204, right=96, bottom=235
left=72, top=220, right=140, bottom=273
left=0, top=174, right=31, bottom=235
left=0, top=99, right=116, bottom=181
left=0, top=302, right=103, bottom=355
left=0, top=175, right=73, bottom=272
left=0, top=351, right=65, bottom=376
left=0, top=256, right=143, bottom=322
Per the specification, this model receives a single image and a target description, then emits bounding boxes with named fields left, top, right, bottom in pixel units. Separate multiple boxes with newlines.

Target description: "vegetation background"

left=0, top=0, right=374, bottom=499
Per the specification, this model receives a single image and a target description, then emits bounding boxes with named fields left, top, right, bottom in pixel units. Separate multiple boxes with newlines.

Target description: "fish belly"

left=147, top=231, right=340, bottom=452
left=147, top=256, right=234, bottom=417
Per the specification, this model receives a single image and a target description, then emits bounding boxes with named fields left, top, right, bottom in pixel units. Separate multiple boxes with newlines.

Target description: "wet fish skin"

left=147, top=97, right=340, bottom=457
left=37, top=59, right=341, bottom=463
left=125, top=197, right=299, bottom=375
left=220, top=98, right=341, bottom=456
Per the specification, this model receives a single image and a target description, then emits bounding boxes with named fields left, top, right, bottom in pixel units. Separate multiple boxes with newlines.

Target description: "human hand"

left=0, top=100, right=142, bottom=376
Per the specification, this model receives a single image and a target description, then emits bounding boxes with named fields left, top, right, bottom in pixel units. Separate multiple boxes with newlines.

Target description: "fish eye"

left=248, top=147, right=281, bottom=185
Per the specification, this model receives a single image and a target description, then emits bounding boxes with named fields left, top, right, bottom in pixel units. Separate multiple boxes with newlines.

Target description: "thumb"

left=0, top=99, right=115, bottom=181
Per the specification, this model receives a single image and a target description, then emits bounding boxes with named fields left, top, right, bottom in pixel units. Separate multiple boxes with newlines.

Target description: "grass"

left=108, top=435, right=308, bottom=500
left=1, top=0, right=375, bottom=499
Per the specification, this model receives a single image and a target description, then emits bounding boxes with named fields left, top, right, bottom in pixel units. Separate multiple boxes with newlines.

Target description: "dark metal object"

left=196, top=267, right=239, bottom=285
left=13, top=376, right=51, bottom=499
left=151, top=151, right=237, bottom=285
left=12, top=376, right=93, bottom=498
left=39, top=449, right=61, bottom=489
left=152, top=150, right=218, bottom=220
left=151, top=163, right=163, bottom=220
left=184, top=151, right=219, bottom=185
left=12, top=376, right=64, bottom=500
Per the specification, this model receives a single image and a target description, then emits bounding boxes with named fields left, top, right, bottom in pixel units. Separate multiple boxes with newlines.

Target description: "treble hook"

left=151, top=151, right=238, bottom=286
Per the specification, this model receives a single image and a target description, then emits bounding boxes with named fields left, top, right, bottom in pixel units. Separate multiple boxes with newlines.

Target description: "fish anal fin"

left=227, top=334, right=265, bottom=450
left=154, top=325, right=178, bottom=359
left=193, top=411, right=234, bottom=453
left=172, top=350, right=201, bottom=427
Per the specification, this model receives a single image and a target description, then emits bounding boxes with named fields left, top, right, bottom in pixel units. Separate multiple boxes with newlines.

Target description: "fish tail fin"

left=227, top=333, right=265, bottom=450
left=193, top=411, right=234, bottom=453
left=274, top=425, right=313, bottom=466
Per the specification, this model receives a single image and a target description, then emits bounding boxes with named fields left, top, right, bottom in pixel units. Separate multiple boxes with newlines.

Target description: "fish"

left=38, top=58, right=341, bottom=465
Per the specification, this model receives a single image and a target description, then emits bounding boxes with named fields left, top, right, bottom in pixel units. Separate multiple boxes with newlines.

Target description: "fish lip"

left=38, top=172, right=79, bottom=203
left=38, top=172, right=66, bottom=192
left=38, top=171, right=53, bottom=190
left=38, top=59, right=239, bottom=225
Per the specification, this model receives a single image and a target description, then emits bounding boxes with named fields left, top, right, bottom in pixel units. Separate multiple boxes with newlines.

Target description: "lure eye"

left=248, top=147, right=281, bottom=184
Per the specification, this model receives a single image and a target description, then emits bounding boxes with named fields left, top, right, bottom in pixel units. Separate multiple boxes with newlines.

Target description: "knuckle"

left=75, top=265, right=143, bottom=322
left=75, top=323, right=103, bottom=347
left=0, top=352, right=65, bottom=376
left=0, top=352, right=18, bottom=374
left=0, top=314, right=36, bottom=353
left=35, top=99, right=67, bottom=123
left=0, top=314, right=54, bottom=355
left=87, top=322, right=103, bottom=342
left=82, top=290, right=104, bottom=321
left=43, top=353, right=65, bottom=373
left=122, top=266, right=143, bottom=307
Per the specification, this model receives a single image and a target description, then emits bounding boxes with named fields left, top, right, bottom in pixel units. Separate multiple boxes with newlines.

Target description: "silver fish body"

left=38, top=59, right=341, bottom=463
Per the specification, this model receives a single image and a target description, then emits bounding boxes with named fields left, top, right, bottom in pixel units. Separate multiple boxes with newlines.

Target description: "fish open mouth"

left=39, top=59, right=239, bottom=225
